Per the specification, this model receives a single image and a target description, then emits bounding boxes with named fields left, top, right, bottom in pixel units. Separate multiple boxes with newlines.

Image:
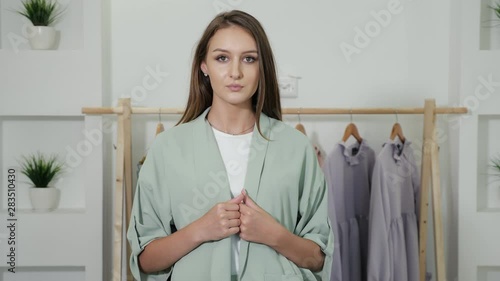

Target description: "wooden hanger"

left=390, top=111, right=405, bottom=143
left=156, top=108, right=164, bottom=136
left=342, top=123, right=362, bottom=143
left=390, top=122, right=406, bottom=143
left=156, top=123, right=164, bottom=135
left=295, top=108, right=307, bottom=135
left=295, top=123, right=306, bottom=135
left=342, top=109, right=362, bottom=143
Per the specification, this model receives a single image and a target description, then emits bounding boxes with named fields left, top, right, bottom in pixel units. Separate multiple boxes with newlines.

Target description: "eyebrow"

left=212, top=48, right=258, bottom=54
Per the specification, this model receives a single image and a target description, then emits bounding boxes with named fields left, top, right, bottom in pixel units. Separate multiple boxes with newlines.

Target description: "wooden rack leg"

left=430, top=126, right=447, bottom=281
left=122, top=98, right=134, bottom=280
left=113, top=100, right=126, bottom=281
left=419, top=99, right=435, bottom=281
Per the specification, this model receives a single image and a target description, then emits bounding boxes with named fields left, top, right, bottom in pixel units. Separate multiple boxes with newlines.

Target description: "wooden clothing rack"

left=82, top=98, right=467, bottom=281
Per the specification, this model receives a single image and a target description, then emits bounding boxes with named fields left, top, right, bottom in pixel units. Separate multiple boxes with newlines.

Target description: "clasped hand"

left=198, top=189, right=281, bottom=245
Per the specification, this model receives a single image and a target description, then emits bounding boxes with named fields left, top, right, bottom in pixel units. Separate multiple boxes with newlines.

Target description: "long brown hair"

left=177, top=10, right=282, bottom=136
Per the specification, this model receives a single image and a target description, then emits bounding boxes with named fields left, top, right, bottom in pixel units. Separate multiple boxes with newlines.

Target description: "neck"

left=207, top=104, right=256, bottom=135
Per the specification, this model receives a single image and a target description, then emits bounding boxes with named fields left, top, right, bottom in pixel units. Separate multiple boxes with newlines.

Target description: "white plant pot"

left=28, top=26, right=57, bottom=50
left=29, top=186, right=60, bottom=211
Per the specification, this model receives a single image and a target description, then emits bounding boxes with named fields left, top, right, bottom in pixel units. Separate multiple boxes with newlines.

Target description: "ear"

left=200, top=61, right=208, bottom=75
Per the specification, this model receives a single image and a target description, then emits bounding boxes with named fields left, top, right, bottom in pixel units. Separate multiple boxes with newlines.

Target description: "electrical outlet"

left=279, top=77, right=298, bottom=98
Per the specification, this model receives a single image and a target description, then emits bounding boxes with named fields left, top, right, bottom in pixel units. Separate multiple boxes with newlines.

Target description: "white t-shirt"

left=211, top=127, right=253, bottom=277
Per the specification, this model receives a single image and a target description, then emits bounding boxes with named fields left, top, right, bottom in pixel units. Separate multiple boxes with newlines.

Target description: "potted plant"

left=491, top=154, right=500, bottom=180
left=16, top=0, right=63, bottom=50
left=19, top=152, right=64, bottom=211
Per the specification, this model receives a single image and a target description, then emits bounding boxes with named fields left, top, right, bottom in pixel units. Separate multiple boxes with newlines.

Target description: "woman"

left=127, top=10, right=333, bottom=281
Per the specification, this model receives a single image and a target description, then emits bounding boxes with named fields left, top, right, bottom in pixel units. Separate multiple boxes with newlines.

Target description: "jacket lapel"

left=239, top=113, right=271, bottom=278
left=191, top=107, right=232, bottom=202
left=192, top=108, right=233, bottom=281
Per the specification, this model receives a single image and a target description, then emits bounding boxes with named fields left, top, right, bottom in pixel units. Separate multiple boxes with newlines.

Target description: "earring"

left=203, top=73, right=208, bottom=77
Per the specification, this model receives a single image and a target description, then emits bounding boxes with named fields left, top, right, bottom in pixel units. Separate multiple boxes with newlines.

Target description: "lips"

left=227, top=84, right=243, bottom=91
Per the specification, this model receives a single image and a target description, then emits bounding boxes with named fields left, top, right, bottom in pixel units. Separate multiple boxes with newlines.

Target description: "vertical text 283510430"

left=5, top=168, right=17, bottom=274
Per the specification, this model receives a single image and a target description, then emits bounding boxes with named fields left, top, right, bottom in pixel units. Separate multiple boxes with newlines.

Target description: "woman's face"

left=201, top=25, right=260, bottom=109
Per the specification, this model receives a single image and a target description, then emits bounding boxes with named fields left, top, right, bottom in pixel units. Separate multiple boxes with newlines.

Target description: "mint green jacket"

left=127, top=108, right=333, bottom=281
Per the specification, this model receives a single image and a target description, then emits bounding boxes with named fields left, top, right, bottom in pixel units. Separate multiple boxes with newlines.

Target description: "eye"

left=243, top=56, right=257, bottom=63
left=216, top=55, right=228, bottom=62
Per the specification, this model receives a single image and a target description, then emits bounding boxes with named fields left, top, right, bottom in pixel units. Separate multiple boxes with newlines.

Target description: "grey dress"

left=367, top=139, right=420, bottom=281
left=323, top=140, right=376, bottom=281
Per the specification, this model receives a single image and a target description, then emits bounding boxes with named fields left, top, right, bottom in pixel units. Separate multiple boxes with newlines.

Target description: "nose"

left=229, top=61, right=242, bottom=79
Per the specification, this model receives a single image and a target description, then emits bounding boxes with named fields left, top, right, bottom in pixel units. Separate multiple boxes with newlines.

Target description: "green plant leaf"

left=490, top=2, right=500, bottom=20
left=19, top=152, right=64, bottom=187
left=16, top=0, right=63, bottom=26
left=490, top=154, right=500, bottom=178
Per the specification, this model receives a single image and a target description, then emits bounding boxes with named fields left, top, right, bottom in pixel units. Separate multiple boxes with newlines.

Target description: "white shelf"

left=1, top=208, right=86, bottom=214
left=478, top=266, right=500, bottom=281
left=0, top=0, right=84, bottom=51
left=478, top=207, right=500, bottom=213
left=0, top=266, right=85, bottom=281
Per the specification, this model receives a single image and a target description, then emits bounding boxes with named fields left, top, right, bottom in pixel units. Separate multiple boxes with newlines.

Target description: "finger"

left=225, top=211, right=241, bottom=220
left=239, top=203, right=252, bottom=215
left=227, top=218, right=241, bottom=228
left=227, top=226, right=240, bottom=235
left=242, top=190, right=258, bottom=208
left=223, top=203, right=240, bottom=211
left=228, top=193, right=245, bottom=204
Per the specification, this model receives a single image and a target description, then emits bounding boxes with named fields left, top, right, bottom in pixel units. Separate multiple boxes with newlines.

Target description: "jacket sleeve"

left=295, top=143, right=334, bottom=280
left=367, top=159, right=392, bottom=281
left=127, top=139, right=173, bottom=281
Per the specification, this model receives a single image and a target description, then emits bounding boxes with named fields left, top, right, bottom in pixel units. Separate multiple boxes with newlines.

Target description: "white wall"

left=108, top=1, right=461, bottom=280
left=110, top=0, right=452, bottom=108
